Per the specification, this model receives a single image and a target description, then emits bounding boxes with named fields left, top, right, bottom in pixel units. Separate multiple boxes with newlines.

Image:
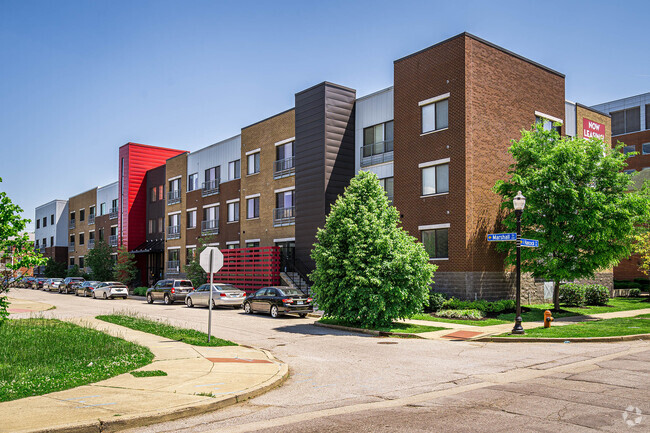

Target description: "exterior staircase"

left=280, top=271, right=311, bottom=296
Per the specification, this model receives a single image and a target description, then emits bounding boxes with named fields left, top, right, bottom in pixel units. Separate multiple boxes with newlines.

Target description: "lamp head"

left=513, top=191, right=526, bottom=211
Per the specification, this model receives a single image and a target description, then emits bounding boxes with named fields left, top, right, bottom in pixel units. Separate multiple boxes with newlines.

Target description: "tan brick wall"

left=68, top=187, right=97, bottom=269
left=240, top=109, right=295, bottom=246
left=164, top=153, right=188, bottom=273
left=576, top=105, right=611, bottom=143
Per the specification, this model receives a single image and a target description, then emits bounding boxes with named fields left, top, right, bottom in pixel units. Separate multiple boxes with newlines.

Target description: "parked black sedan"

left=243, top=287, right=313, bottom=318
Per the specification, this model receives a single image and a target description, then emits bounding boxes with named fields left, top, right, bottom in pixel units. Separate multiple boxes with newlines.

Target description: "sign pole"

left=208, top=249, right=213, bottom=343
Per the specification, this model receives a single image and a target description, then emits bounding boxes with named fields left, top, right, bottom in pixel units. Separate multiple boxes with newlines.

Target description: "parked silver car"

left=44, top=278, right=64, bottom=292
left=93, top=282, right=128, bottom=300
left=185, top=283, right=246, bottom=309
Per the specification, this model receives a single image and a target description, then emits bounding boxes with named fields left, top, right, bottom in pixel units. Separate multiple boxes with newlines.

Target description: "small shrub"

left=425, top=292, right=447, bottom=312
left=440, top=298, right=515, bottom=314
left=133, top=287, right=148, bottom=296
left=131, top=370, right=167, bottom=377
left=435, top=309, right=484, bottom=320
left=629, top=288, right=641, bottom=297
left=633, top=279, right=650, bottom=290
left=584, top=284, right=609, bottom=306
left=559, top=283, right=585, bottom=307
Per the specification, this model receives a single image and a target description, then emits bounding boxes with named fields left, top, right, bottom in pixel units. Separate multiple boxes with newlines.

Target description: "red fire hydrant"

left=544, top=310, right=554, bottom=328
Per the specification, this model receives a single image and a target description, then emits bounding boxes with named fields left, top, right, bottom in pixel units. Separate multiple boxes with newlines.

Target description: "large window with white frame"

left=420, top=95, right=449, bottom=134
left=228, top=160, right=241, bottom=180
left=247, top=197, right=259, bottom=219
left=421, top=160, right=449, bottom=196
left=187, top=209, right=196, bottom=228
left=188, top=173, right=198, bottom=191
left=247, top=152, right=260, bottom=175
left=422, top=227, right=448, bottom=259
left=361, top=121, right=394, bottom=167
left=227, top=201, right=240, bottom=222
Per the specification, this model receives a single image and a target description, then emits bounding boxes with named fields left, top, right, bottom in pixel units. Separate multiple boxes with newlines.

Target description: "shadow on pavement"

left=271, top=323, right=374, bottom=337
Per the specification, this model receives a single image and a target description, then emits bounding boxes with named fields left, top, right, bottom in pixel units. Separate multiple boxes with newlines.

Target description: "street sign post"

left=520, top=238, right=539, bottom=248
left=487, top=233, right=517, bottom=241
left=200, top=247, right=224, bottom=342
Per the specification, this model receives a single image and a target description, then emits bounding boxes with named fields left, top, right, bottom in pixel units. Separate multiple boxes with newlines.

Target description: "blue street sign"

left=487, top=233, right=517, bottom=241
left=520, top=238, right=539, bottom=248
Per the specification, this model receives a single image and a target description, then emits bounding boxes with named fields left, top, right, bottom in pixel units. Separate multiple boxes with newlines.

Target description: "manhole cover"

left=377, top=341, right=398, bottom=345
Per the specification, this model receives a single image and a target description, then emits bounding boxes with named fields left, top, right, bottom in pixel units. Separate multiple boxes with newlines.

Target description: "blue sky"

left=1, top=0, right=649, bottom=231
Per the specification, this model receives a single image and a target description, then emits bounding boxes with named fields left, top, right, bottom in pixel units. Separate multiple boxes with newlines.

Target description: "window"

left=43, top=217, right=47, bottom=227
left=276, top=190, right=294, bottom=209
left=79, top=257, right=84, bottom=269
left=247, top=152, right=260, bottom=175
left=642, top=143, right=650, bottom=155
left=227, top=202, right=240, bottom=222
left=188, top=173, right=198, bottom=191
left=80, top=209, right=85, bottom=222
left=227, top=242, right=239, bottom=249
left=70, top=257, right=75, bottom=266
left=203, top=206, right=218, bottom=224
left=148, top=219, right=154, bottom=234
left=151, top=187, right=157, bottom=202
left=79, top=233, right=85, bottom=245
left=70, top=211, right=75, bottom=221
left=276, top=142, right=294, bottom=162
left=535, top=116, right=562, bottom=134
left=421, top=162, right=450, bottom=196
left=204, top=166, right=220, bottom=190
left=379, top=177, right=394, bottom=203
left=247, top=197, right=260, bottom=219
left=158, top=217, right=163, bottom=233
left=89, top=231, right=95, bottom=241
left=42, top=238, right=46, bottom=247
left=246, top=241, right=260, bottom=248
left=421, top=97, right=449, bottom=133
left=70, top=234, right=75, bottom=244
left=623, top=145, right=636, bottom=155
left=169, top=178, right=181, bottom=202
left=228, top=160, right=241, bottom=180
left=187, top=210, right=196, bottom=228
left=36, top=219, right=40, bottom=229
left=363, top=122, right=393, bottom=157
left=98, top=228, right=104, bottom=241
left=35, top=239, right=39, bottom=248
left=186, top=247, right=196, bottom=265
left=112, top=198, right=118, bottom=211
left=168, top=214, right=180, bottom=228
left=89, top=205, right=95, bottom=217
left=50, top=236, right=54, bottom=246
left=158, top=185, right=164, bottom=201
left=51, top=214, right=54, bottom=224
left=422, top=228, right=449, bottom=259
left=611, top=107, right=641, bottom=135
left=100, top=203, right=106, bottom=215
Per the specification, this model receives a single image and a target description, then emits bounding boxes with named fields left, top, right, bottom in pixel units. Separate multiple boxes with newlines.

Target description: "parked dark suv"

left=243, top=287, right=313, bottom=318
left=60, top=277, right=85, bottom=294
left=146, top=279, right=194, bottom=305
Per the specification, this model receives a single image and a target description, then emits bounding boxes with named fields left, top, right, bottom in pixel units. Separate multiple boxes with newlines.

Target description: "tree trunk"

left=553, top=279, right=561, bottom=311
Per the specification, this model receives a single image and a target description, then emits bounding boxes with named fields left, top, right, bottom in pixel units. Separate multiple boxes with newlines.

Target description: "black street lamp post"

left=512, top=191, right=526, bottom=335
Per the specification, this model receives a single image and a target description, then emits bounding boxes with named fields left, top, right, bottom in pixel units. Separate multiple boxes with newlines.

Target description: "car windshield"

left=176, top=281, right=193, bottom=287
left=53, top=279, right=63, bottom=282
left=279, top=289, right=304, bottom=296
left=213, top=284, right=239, bottom=291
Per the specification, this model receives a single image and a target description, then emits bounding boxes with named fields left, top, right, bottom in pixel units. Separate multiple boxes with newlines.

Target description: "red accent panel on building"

left=212, top=247, right=281, bottom=293
left=118, top=143, right=186, bottom=251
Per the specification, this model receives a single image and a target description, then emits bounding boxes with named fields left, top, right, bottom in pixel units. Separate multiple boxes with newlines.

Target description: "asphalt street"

left=9, top=288, right=650, bottom=432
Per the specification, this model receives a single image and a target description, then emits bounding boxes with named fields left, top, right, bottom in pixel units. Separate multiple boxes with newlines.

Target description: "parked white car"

left=185, top=283, right=246, bottom=309
left=93, top=282, right=129, bottom=300
left=44, top=278, right=64, bottom=292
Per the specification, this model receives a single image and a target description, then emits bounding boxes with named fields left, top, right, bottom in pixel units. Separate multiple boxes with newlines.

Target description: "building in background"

left=33, top=200, right=68, bottom=276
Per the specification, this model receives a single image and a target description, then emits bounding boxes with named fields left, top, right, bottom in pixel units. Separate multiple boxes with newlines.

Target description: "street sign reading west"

left=487, top=233, right=517, bottom=242
left=520, top=238, right=539, bottom=248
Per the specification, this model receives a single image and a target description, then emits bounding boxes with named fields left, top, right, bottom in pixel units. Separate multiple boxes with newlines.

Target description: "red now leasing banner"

left=583, top=118, right=605, bottom=140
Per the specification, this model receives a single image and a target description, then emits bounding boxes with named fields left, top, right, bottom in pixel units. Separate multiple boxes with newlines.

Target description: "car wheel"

left=243, top=302, right=252, bottom=314
left=146, top=293, right=154, bottom=304
left=299, top=313, right=307, bottom=318
left=164, top=294, right=172, bottom=305
left=103, top=292, right=107, bottom=300
left=75, top=291, right=78, bottom=296
left=270, top=305, right=279, bottom=318
left=186, top=297, right=193, bottom=308
left=92, top=291, right=96, bottom=299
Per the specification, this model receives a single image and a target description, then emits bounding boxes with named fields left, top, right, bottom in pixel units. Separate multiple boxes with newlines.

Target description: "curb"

left=313, top=321, right=424, bottom=339
left=475, top=333, right=650, bottom=343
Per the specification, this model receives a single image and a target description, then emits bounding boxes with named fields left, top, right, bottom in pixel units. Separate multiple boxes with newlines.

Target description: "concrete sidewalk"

left=0, top=316, right=288, bottom=433
left=6, top=296, right=54, bottom=314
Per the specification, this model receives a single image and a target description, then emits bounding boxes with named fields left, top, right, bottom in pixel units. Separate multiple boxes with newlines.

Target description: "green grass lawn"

left=496, top=297, right=650, bottom=322
left=97, top=314, right=237, bottom=347
left=0, top=318, right=153, bottom=402
left=503, top=315, right=650, bottom=338
left=410, top=313, right=509, bottom=327
left=318, top=317, right=445, bottom=334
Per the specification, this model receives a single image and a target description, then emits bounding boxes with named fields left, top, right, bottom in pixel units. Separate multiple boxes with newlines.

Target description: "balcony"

left=167, top=225, right=181, bottom=240
left=273, top=206, right=295, bottom=227
left=88, top=239, right=95, bottom=249
left=273, top=156, right=295, bottom=179
left=109, top=207, right=118, bottom=220
left=68, top=242, right=75, bottom=252
left=166, top=260, right=180, bottom=274
left=167, top=189, right=181, bottom=205
left=360, top=141, right=394, bottom=167
left=201, top=219, right=219, bottom=235
left=202, top=178, right=220, bottom=197
left=69, top=220, right=76, bottom=230
left=88, top=214, right=95, bottom=225
left=109, top=235, right=118, bottom=247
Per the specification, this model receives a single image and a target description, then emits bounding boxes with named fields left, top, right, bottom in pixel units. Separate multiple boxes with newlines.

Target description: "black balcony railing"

left=273, top=206, right=295, bottom=226
left=88, top=214, right=95, bottom=225
left=109, top=207, right=118, bottom=220
left=167, top=225, right=181, bottom=240
left=273, top=156, right=295, bottom=179
left=201, top=219, right=219, bottom=235
left=68, top=242, right=75, bottom=252
left=167, top=190, right=181, bottom=205
left=202, top=178, right=220, bottom=197
left=88, top=239, right=95, bottom=249
left=69, top=220, right=76, bottom=229
left=360, top=141, right=394, bottom=167
left=166, top=260, right=180, bottom=274
left=109, top=235, right=118, bottom=247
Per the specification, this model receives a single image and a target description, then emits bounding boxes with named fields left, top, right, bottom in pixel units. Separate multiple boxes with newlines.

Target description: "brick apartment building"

left=35, top=32, right=636, bottom=299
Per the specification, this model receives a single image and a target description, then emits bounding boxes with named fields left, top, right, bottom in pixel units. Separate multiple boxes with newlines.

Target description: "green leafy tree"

left=184, top=236, right=216, bottom=288
left=113, top=245, right=137, bottom=286
left=0, top=178, right=46, bottom=324
left=494, top=124, right=650, bottom=310
left=66, top=264, right=81, bottom=278
left=86, top=239, right=114, bottom=281
left=310, top=171, right=436, bottom=328
left=43, top=258, right=67, bottom=278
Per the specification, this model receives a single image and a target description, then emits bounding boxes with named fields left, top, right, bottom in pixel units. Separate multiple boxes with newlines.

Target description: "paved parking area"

left=8, top=289, right=650, bottom=432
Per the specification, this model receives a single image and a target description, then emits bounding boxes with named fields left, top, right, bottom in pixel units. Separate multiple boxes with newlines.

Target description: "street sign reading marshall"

left=487, top=233, right=517, bottom=241
left=520, top=238, right=539, bottom=248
